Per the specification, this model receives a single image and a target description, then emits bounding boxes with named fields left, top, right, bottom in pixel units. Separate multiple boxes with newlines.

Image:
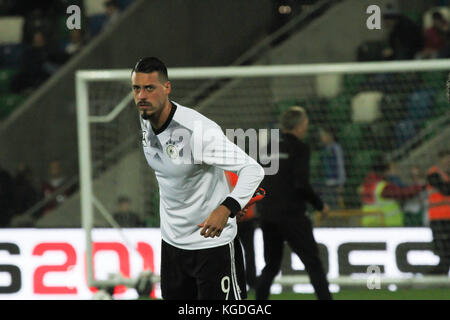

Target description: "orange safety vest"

left=224, top=171, right=255, bottom=221
left=427, top=166, right=450, bottom=220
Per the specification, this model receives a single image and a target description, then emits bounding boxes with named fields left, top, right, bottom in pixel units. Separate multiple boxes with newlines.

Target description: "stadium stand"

left=1, top=0, right=449, bottom=231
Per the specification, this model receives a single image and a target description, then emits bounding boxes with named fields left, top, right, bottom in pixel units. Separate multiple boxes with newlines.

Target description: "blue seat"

left=406, top=89, right=434, bottom=122
left=0, top=44, right=23, bottom=67
left=394, top=119, right=417, bottom=148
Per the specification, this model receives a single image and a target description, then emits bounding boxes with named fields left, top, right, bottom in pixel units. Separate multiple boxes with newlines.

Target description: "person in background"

left=41, top=160, right=73, bottom=215
left=21, top=7, right=52, bottom=46
left=319, top=127, right=345, bottom=209
left=426, top=149, right=450, bottom=274
left=417, top=11, right=450, bottom=59
left=382, top=7, right=424, bottom=60
left=225, top=171, right=257, bottom=292
left=11, top=31, right=59, bottom=94
left=64, top=29, right=85, bottom=60
left=256, top=106, right=331, bottom=300
left=113, top=196, right=146, bottom=228
left=360, top=156, right=425, bottom=227
left=385, top=161, right=405, bottom=187
left=386, top=162, right=427, bottom=226
left=103, top=0, right=122, bottom=31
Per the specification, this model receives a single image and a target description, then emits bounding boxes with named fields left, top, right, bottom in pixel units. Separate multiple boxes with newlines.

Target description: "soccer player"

left=255, top=106, right=332, bottom=300
left=131, top=57, right=264, bottom=300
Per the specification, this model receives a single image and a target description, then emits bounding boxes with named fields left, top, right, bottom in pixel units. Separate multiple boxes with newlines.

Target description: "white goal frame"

left=76, top=59, right=450, bottom=290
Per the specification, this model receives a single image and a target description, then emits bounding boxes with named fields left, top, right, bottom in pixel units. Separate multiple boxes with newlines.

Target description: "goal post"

left=76, top=59, right=450, bottom=295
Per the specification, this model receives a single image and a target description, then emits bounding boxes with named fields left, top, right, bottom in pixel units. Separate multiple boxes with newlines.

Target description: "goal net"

left=76, top=60, right=450, bottom=298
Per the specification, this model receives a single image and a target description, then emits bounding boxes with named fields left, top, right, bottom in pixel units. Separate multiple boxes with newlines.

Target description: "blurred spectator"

left=112, top=196, right=145, bottom=228
left=319, top=127, right=345, bottom=209
left=225, top=171, right=257, bottom=291
left=387, top=163, right=427, bottom=226
left=417, top=11, right=450, bottom=59
left=41, top=160, right=74, bottom=215
left=63, top=29, right=86, bottom=60
left=360, top=156, right=425, bottom=227
left=21, top=8, right=53, bottom=46
left=357, top=41, right=386, bottom=62
left=386, top=161, right=405, bottom=187
left=103, top=0, right=122, bottom=31
left=0, top=166, right=14, bottom=227
left=426, top=149, right=450, bottom=274
left=12, top=163, right=41, bottom=217
left=382, top=7, right=424, bottom=60
left=11, top=31, right=60, bottom=94
left=405, top=166, right=428, bottom=226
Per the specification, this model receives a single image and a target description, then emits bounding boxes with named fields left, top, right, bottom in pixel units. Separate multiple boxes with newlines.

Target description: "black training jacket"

left=257, top=132, right=324, bottom=220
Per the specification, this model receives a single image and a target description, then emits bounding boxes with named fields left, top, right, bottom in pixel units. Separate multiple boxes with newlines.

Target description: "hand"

left=198, top=205, right=231, bottom=238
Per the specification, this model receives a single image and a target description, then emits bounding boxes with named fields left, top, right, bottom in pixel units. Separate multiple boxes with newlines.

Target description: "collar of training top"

left=152, top=101, right=177, bottom=135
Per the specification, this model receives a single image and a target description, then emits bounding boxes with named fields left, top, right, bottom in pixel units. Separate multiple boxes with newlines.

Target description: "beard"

left=141, top=110, right=152, bottom=120
left=138, top=101, right=153, bottom=120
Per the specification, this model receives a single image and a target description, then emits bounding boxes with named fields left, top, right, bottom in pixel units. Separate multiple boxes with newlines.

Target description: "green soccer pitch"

left=137, top=288, right=450, bottom=300
left=246, top=288, right=450, bottom=300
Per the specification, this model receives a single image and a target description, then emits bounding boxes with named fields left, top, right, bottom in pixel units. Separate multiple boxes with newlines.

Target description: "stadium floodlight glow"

left=76, top=59, right=450, bottom=294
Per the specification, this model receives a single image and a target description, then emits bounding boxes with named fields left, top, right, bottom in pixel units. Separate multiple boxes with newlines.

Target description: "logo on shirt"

left=142, top=130, right=148, bottom=147
left=166, top=144, right=179, bottom=160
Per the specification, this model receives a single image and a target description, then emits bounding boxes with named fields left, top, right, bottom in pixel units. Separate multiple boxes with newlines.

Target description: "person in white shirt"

left=131, top=57, right=264, bottom=300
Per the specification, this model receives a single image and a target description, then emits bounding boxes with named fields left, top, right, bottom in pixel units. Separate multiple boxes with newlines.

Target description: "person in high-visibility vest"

left=361, top=156, right=425, bottom=227
left=426, top=149, right=450, bottom=274
left=225, top=171, right=257, bottom=291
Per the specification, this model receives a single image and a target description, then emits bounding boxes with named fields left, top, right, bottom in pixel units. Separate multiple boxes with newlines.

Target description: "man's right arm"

left=381, top=183, right=426, bottom=200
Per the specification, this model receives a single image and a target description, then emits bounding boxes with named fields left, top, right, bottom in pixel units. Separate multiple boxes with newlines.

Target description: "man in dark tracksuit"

left=255, top=106, right=332, bottom=300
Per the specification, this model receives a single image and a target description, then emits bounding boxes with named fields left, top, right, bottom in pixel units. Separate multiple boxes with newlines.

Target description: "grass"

left=136, top=288, right=450, bottom=300
left=246, top=288, right=450, bottom=300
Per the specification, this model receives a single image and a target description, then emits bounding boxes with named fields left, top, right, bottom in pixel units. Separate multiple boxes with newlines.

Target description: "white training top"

left=140, top=101, right=264, bottom=250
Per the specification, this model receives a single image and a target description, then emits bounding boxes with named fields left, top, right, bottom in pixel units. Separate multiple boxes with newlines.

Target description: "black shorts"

left=160, top=237, right=247, bottom=300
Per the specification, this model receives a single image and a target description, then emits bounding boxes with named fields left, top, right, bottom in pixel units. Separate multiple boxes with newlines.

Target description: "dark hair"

left=372, top=155, right=388, bottom=174
left=432, top=11, right=444, bottom=21
left=280, top=106, right=307, bottom=131
left=319, top=126, right=337, bottom=142
left=132, top=57, right=168, bottom=82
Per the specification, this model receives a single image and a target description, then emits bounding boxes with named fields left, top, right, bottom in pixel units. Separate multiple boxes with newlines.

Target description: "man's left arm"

left=293, top=144, right=324, bottom=211
left=194, top=125, right=265, bottom=237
